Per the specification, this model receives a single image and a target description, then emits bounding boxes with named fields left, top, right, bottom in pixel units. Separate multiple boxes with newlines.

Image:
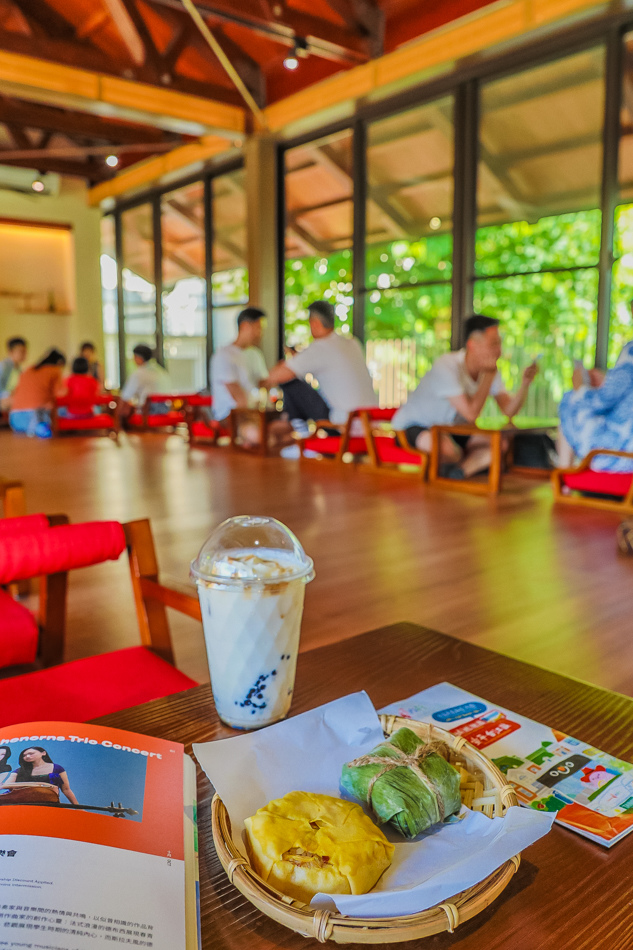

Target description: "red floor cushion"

left=0, top=589, right=38, bottom=668
left=0, top=646, right=197, bottom=722
left=374, top=437, right=425, bottom=465
left=304, top=436, right=367, bottom=455
left=57, top=414, right=115, bottom=431
left=128, top=413, right=144, bottom=427
left=146, top=412, right=186, bottom=427
left=562, top=470, right=633, bottom=498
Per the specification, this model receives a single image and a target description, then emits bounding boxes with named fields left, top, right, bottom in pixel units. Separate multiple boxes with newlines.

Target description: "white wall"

left=0, top=178, right=102, bottom=365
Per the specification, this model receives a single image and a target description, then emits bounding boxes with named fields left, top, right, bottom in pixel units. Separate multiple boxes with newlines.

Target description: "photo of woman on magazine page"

left=0, top=746, right=79, bottom=804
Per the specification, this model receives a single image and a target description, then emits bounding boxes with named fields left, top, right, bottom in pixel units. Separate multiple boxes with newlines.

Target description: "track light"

left=31, top=178, right=45, bottom=193
left=105, top=154, right=119, bottom=168
left=284, top=37, right=308, bottom=71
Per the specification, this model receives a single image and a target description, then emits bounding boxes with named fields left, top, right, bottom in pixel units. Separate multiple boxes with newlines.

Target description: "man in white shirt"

left=118, top=344, right=172, bottom=423
left=210, top=306, right=293, bottom=450
left=210, top=307, right=268, bottom=423
left=265, top=300, right=377, bottom=428
left=392, top=314, right=538, bottom=477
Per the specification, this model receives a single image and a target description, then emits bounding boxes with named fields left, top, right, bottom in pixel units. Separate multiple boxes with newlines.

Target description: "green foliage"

left=610, top=204, right=633, bottom=365
left=284, top=250, right=353, bottom=346
left=211, top=267, right=249, bottom=306
left=475, top=210, right=601, bottom=276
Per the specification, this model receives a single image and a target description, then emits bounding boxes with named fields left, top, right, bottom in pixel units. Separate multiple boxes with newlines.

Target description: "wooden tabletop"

left=96, top=623, right=633, bottom=950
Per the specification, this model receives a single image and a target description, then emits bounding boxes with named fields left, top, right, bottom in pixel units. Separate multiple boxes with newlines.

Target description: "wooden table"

left=429, top=423, right=555, bottom=494
left=229, top=407, right=280, bottom=456
left=97, top=623, right=633, bottom=950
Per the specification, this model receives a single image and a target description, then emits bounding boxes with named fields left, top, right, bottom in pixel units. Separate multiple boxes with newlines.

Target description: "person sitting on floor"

left=117, top=344, right=172, bottom=425
left=78, top=341, right=105, bottom=389
left=210, top=306, right=293, bottom=450
left=0, top=336, right=27, bottom=407
left=60, top=357, right=100, bottom=419
left=265, top=300, right=377, bottom=436
left=9, top=348, right=66, bottom=439
left=391, top=314, right=538, bottom=478
left=557, top=340, right=633, bottom=472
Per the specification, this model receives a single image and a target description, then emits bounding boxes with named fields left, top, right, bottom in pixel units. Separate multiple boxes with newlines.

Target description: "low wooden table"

left=98, top=623, right=633, bottom=950
left=229, top=407, right=280, bottom=457
left=429, top=422, right=555, bottom=494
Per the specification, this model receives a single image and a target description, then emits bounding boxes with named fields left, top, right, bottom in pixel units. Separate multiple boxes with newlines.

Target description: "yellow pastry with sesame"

left=244, top=790, right=394, bottom=904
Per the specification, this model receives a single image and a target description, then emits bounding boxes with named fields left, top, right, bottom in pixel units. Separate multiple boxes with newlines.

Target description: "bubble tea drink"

left=191, top=516, right=314, bottom=729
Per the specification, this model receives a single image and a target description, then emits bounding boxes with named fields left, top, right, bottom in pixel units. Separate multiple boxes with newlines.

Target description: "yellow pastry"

left=244, top=790, right=394, bottom=904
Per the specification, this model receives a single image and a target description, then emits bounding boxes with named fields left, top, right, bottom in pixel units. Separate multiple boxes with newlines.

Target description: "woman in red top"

left=61, top=357, right=100, bottom=418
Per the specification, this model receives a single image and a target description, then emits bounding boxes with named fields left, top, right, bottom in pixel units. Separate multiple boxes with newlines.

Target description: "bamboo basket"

left=211, top=715, right=520, bottom=944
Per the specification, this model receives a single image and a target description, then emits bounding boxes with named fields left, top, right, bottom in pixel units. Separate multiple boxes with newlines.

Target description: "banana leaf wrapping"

left=340, top=727, right=462, bottom=839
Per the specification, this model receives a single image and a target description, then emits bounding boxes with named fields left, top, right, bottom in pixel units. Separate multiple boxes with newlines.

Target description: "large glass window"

left=161, top=180, right=207, bottom=391
left=610, top=34, right=633, bottom=366
left=365, top=98, right=454, bottom=404
left=284, top=130, right=353, bottom=347
left=212, top=167, right=249, bottom=351
left=100, top=216, right=119, bottom=390
left=475, top=47, right=605, bottom=418
left=121, top=203, right=157, bottom=378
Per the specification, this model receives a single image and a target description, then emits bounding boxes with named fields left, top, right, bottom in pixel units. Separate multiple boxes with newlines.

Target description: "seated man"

left=0, top=337, right=27, bottom=408
left=117, top=344, right=172, bottom=425
left=210, top=306, right=292, bottom=449
left=392, top=314, right=538, bottom=478
left=266, top=300, right=377, bottom=432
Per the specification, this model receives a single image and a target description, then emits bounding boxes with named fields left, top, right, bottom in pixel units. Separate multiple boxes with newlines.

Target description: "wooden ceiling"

left=0, top=0, right=496, bottom=182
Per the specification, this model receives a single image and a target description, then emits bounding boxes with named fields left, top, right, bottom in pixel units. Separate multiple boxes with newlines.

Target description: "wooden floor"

left=2, top=429, right=632, bottom=697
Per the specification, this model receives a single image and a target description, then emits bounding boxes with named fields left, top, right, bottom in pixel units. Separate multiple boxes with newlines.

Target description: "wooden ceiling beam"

left=0, top=96, right=173, bottom=143
left=0, top=48, right=245, bottom=137
left=161, top=21, right=196, bottom=74
left=18, top=0, right=77, bottom=41
left=0, top=152, right=108, bottom=180
left=4, top=122, right=31, bottom=150
left=102, top=0, right=161, bottom=71
left=0, top=29, right=244, bottom=110
left=208, top=26, right=266, bottom=109
left=145, top=0, right=369, bottom=63
left=320, top=0, right=384, bottom=58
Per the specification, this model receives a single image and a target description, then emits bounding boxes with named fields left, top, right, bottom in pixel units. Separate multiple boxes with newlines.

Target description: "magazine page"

left=381, top=684, right=633, bottom=847
left=0, top=721, right=187, bottom=950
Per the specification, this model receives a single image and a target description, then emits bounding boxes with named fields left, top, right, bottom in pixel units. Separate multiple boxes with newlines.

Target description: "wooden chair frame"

left=357, top=411, right=429, bottom=478
left=4, top=516, right=201, bottom=672
left=229, top=407, right=280, bottom=457
left=130, top=394, right=189, bottom=433
left=51, top=394, right=120, bottom=439
left=185, top=402, right=229, bottom=446
left=0, top=478, right=26, bottom=518
left=299, top=417, right=351, bottom=461
left=552, top=449, right=633, bottom=514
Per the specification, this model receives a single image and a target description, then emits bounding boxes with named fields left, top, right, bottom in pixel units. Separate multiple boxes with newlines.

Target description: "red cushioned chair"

left=52, top=394, right=119, bottom=438
left=0, top=516, right=200, bottom=721
left=300, top=410, right=375, bottom=461
left=127, top=394, right=192, bottom=432
left=185, top=395, right=231, bottom=446
left=552, top=449, right=633, bottom=514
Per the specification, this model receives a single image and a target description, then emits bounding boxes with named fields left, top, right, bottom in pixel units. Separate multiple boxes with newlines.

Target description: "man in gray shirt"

left=0, top=337, right=27, bottom=405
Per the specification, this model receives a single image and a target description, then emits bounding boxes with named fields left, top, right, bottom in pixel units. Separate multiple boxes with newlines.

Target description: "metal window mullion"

left=114, top=211, right=126, bottom=386
left=451, top=82, right=478, bottom=350
left=153, top=196, right=164, bottom=365
left=352, top=117, right=367, bottom=343
left=204, top=175, right=214, bottom=385
left=596, top=29, right=624, bottom=369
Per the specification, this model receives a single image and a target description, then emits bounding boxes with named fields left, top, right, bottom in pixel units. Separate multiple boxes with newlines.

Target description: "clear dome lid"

left=190, top=515, right=314, bottom=589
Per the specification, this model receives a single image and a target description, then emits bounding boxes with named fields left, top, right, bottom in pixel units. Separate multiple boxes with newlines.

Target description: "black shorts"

left=404, top=425, right=471, bottom=451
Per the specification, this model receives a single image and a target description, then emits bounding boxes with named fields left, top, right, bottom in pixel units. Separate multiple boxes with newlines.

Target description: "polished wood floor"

left=2, top=429, right=632, bottom=696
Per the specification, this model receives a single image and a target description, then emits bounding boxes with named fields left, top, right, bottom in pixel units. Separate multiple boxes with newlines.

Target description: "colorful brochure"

left=0, top=721, right=200, bottom=950
left=381, top=683, right=633, bottom=847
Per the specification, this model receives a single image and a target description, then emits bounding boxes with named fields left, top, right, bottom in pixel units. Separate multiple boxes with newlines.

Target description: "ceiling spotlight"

left=284, top=37, right=308, bottom=71
left=429, top=216, right=442, bottom=230
left=31, top=178, right=45, bottom=193
left=105, top=154, right=119, bottom=168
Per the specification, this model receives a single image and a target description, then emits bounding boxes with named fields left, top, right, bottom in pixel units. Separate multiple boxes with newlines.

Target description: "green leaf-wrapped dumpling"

left=341, top=727, right=461, bottom=839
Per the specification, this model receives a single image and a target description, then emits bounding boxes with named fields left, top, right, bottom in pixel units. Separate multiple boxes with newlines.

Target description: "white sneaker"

left=290, top=419, right=310, bottom=438
left=280, top=444, right=301, bottom=459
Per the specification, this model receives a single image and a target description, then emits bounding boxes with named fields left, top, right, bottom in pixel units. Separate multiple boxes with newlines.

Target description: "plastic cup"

left=190, top=516, right=314, bottom=729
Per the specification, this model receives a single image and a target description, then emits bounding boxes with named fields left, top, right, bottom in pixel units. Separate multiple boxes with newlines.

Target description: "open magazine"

left=381, top=683, right=633, bottom=847
left=0, top=721, right=200, bottom=950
